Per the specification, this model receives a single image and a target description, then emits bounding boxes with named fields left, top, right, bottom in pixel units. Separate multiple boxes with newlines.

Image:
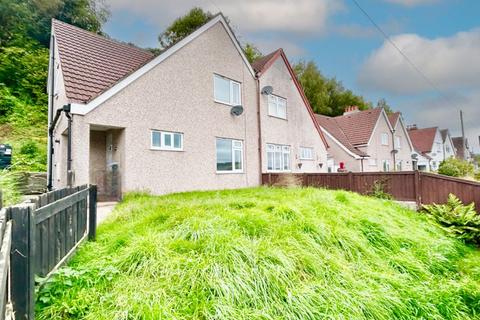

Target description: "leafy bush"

left=475, top=171, right=480, bottom=182
left=368, top=180, right=393, bottom=200
left=438, top=157, right=474, bottom=177
left=423, top=194, right=480, bottom=245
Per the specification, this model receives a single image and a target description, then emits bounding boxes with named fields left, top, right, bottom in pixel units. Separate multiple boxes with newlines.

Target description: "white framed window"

left=381, top=133, right=389, bottom=146
left=268, top=94, right=287, bottom=119
left=369, top=158, right=377, bottom=166
left=300, top=147, right=313, bottom=160
left=216, top=138, right=243, bottom=173
left=396, top=160, right=402, bottom=171
left=382, top=160, right=390, bottom=172
left=395, top=136, right=401, bottom=149
left=151, top=130, right=183, bottom=151
left=436, top=142, right=442, bottom=153
left=446, top=145, right=451, bottom=153
left=214, top=74, right=241, bottom=106
left=267, top=143, right=290, bottom=172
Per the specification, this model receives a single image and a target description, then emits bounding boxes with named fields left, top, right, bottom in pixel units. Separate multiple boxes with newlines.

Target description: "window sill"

left=267, top=114, right=287, bottom=121
left=266, top=170, right=292, bottom=173
left=216, top=171, right=245, bottom=174
left=299, top=158, right=314, bottom=161
left=214, top=99, right=240, bottom=107
left=150, top=148, right=184, bottom=152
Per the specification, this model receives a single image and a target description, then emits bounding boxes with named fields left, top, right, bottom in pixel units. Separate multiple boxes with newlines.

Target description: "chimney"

left=407, top=124, right=418, bottom=130
left=343, top=105, right=360, bottom=115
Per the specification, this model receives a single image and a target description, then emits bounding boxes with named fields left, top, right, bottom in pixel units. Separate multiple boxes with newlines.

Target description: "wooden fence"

left=262, top=171, right=480, bottom=212
left=0, top=184, right=97, bottom=320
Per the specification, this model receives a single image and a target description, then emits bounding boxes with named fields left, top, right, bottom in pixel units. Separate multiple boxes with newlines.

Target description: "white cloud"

left=106, top=0, right=341, bottom=34
left=358, top=29, right=480, bottom=94
left=384, top=0, right=438, bottom=7
left=399, top=91, right=480, bottom=153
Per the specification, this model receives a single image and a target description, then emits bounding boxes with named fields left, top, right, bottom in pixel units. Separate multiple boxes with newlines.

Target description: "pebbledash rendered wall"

left=54, top=22, right=261, bottom=194
left=258, top=58, right=328, bottom=173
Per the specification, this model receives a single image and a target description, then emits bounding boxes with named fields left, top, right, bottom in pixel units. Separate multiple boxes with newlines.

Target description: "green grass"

left=36, top=187, right=480, bottom=319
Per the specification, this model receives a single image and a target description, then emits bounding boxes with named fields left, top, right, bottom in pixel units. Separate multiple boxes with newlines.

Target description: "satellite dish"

left=411, top=153, right=418, bottom=159
left=231, top=105, right=244, bottom=116
left=261, top=86, right=273, bottom=95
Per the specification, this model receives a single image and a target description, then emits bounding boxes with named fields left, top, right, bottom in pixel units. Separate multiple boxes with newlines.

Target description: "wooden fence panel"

left=262, top=171, right=480, bottom=212
left=420, top=173, right=480, bottom=212
left=0, top=208, right=11, bottom=320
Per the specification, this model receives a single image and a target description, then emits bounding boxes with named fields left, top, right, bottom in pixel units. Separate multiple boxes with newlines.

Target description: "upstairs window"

left=381, top=133, right=389, bottom=146
left=268, top=95, right=287, bottom=119
left=395, top=136, right=401, bottom=149
left=267, top=144, right=290, bottom=171
left=151, top=130, right=183, bottom=151
left=216, top=138, right=243, bottom=172
left=214, top=74, right=241, bottom=106
left=300, top=147, right=313, bottom=160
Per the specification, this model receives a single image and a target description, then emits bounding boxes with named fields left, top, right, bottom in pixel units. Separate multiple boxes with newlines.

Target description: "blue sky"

left=103, top=0, right=480, bottom=152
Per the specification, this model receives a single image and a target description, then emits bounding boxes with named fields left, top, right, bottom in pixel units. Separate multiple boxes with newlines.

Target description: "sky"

left=102, top=0, right=480, bottom=153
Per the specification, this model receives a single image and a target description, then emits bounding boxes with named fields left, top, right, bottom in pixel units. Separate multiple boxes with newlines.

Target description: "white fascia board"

left=321, top=127, right=362, bottom=159
left=69, top=15, right=254, bottom=116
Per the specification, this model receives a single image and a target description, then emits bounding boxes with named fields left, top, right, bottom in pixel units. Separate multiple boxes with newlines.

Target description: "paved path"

left=97, top=201, right=118, bottom=225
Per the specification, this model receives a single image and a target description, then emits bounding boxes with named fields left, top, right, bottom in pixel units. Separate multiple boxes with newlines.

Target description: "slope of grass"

left=37, top=187, right=480, bottom=319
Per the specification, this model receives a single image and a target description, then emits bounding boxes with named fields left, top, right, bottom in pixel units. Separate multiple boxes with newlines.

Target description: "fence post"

left=303, top=173, right=308, bottom=187
left=268, top=173, right=272, bottom=186
left=9, top=204, right=36, bottom=320
left=348, top=171, right=354, bottom=191
left=88, top=185, right=97, bottom=241
left=414, top=171, right=421, bottom=209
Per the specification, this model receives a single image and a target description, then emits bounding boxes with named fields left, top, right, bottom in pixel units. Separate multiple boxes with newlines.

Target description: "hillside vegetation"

left=37, top=187, right=480, bottom=319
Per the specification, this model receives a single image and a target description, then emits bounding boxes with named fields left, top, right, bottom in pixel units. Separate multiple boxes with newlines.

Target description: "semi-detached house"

left=315, top=107, right=414, bottom=172
left=47, top=14, right=328, bottom=199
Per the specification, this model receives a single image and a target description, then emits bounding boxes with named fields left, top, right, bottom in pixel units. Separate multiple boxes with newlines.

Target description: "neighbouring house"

left=387, top=112, right=415, bottom=171
left=252, top=49, right=328, bottom=173
left=407, top=126, right=445, bottom=171
left=315, top=107, right=414, bottom=172
left=452, top=137, right=473, bottom=162
left=440, top=129, right=456, bottom=160
left=47, top=14, right=328, bottom=199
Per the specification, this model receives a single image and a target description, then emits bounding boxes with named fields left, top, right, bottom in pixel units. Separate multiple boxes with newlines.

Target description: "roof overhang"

left=68, top=14, right=255, bottom=116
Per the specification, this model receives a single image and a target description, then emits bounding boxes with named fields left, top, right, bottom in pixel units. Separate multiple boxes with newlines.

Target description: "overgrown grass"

left=0, top=169, right=21, bottom=206
left=37, top=187, right=480, bottom=319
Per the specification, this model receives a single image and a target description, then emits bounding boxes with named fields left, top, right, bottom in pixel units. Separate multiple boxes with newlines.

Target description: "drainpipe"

left=47, top=35, right=56, bottom=191
left=391, top=128, right=397, bottom=171
left=256, top=77, right=263, bottom=184
left=47, top=104, right=71, bottom=190
left=65, top=107, right=73, bottom=187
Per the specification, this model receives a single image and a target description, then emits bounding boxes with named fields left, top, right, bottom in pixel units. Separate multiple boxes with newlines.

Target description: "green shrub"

left=438, top=157, right=474, bottom=177
left=475, top=171, right=480, bottom=182
left=368, top=180, right=393, bottom=200
left=423, top=194, right=480, bottom=245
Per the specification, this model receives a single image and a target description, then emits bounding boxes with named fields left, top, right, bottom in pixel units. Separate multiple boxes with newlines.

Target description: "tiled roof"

left=407, top=127, right=437, bottom=154
left=388, top=112, right=400, bottom=128
left=315, top=114, right=368, bottom=157
left=251, top=49, right=281, bottom=75
left=452, top=137, right=470, bottom=159
left=53, top=19, right=155, bottom=103
left=440, top=129, right=449, bottom=142
left=333, top=107, right=384, bottom=146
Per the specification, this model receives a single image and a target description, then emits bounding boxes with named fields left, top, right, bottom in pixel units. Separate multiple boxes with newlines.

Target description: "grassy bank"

left=37, top=187, right=480, bottom=319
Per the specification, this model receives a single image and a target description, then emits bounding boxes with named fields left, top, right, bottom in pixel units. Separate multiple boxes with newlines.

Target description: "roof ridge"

left=52, top=18, right=154, bottom=57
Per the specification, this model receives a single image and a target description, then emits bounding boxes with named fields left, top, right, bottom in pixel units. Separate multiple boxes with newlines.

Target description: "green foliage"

left=423, top=194, right=480, bottom=245
left=377, top=98, right=394, bottom=114
left=293, top=60, right=371, bottom=116
left=475, top=171, right=480, bottom=181
left=438, top=157, right=474, bottom=178
left=36, top=188, right=480, bottom=319
left=243, top=43, right=263, bottom=63
left=0, top=45, right=49, bottom=105
left=158, top=7, right=213, bottom=50
left=368, top=180, right=393, bottom=200
left=0, top=169, right=21, bottom=205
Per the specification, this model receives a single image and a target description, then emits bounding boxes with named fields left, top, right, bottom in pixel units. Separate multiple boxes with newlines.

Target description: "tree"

left=438, top=158, right=474, bottom=178
left=243, top=43, right=262, bottom=63
left=293, top=60, right=370, bottom=116
left=377, top=98, right=394, bottom=114
left=158, top=7, right=213, bottom=50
